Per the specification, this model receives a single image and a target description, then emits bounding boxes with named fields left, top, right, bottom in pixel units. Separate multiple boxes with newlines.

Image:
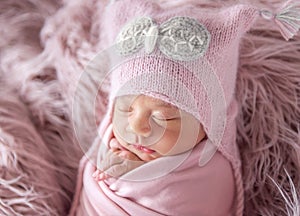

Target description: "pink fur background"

left=0, top=0, right=299, bottom=215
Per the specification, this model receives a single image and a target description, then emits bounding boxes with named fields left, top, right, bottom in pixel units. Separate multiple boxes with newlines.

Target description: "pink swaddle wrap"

left=69, top=103, right=238, bottom=215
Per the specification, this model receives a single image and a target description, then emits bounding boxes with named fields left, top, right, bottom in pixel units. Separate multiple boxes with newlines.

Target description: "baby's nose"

left=128, top=113, right=151, bottom=137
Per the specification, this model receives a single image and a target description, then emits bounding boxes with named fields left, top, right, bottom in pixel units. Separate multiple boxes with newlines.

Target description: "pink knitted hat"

left=98, top=0, right=300, bottom=215
left=107, top=3, right=258, bottom=153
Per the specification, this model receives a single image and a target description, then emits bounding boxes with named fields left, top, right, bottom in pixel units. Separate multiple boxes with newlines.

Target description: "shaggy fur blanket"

left=0, top=0, right=299, bottom=215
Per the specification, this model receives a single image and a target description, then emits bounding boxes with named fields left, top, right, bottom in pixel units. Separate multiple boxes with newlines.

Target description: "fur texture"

left=237, top=19, right=300, bottom=216
left=0, top=88, right=66, bottom=215
left=0, top=0, right=299, bottom=215
left=0, top=0, right=109, bottom=214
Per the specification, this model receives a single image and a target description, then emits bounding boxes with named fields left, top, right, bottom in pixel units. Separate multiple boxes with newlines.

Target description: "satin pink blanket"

left=69, top=127, right=236, bottom=216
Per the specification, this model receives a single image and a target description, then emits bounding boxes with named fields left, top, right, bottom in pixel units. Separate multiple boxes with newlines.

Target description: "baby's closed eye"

left=152, top=112, right=179, bottom=120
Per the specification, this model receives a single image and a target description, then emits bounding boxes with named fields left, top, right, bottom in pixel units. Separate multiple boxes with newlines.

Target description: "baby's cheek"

left=165, top=120, right=181, bottom=131
left=156, top=130, right=181, bottom=154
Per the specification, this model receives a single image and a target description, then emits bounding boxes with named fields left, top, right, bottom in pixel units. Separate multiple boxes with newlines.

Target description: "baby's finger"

left=92, top=169, right=100, bottom=178
left=109, top=138, right=122, bottom=150
left=92, top=169, right=110, bottom=181
left=97, top=172, right=110, bottom=181
left=118, top=150, right=141, bottom=161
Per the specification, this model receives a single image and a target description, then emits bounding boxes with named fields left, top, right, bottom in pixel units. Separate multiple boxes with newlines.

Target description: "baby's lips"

left=133, top=144, right=156, bottom=154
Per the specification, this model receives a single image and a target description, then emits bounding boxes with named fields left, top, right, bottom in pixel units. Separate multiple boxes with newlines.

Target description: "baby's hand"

left=93, top=145, right=145, bottom=181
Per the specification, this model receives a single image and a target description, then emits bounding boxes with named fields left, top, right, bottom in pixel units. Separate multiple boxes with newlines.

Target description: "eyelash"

left=152, top=115, right=175, bottom=121
left=117, top=108, right=177, bottom=121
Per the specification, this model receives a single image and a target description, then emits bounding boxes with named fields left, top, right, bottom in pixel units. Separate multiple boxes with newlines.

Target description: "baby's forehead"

left=146, top=96, right=175, bottom=108
left=115, top=94, right=178, bottom=109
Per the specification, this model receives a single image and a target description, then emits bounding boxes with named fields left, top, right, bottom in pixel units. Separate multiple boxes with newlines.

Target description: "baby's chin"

left=130, top=145, right=161, bottom=162
left=113, top=135, right=161, bottom=162
left=126, top=145, right=160, bottom=162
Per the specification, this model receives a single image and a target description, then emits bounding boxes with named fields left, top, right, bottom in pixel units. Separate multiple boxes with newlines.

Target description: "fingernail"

left=92, top=170, right=99, bottom=178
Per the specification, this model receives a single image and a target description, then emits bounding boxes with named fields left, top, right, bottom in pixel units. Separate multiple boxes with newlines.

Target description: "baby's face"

left=112, top=95, right=206, bottom=161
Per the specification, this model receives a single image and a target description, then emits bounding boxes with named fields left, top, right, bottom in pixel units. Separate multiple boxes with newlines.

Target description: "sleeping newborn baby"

left=68, top=1, right=256, bottom=214
left=93, top=94, right=207, bottom=181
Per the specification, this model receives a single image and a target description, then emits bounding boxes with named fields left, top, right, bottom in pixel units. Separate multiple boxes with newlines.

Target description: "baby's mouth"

left=133, top=144, right=156, bottom=154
